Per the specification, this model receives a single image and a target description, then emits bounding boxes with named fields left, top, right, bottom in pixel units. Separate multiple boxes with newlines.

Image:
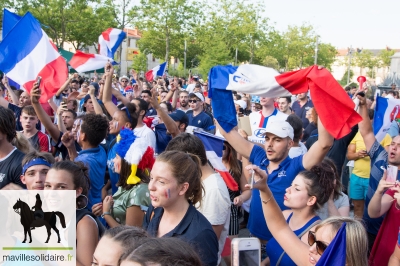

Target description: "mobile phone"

left=62, top=97, right=68, bottom=105
left=36, top=76, right=42, bottom=87
left=232, top=238, right=260, bottom=266
left=387, top=165, right=398, bottom=183
left=249, top=170, right=255, bottom=189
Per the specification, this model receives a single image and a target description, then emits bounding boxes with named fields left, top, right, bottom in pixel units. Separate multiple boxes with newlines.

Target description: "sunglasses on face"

left=188, top=99, right=198, bottom=103
left=308, top=231, right=328, bottom=255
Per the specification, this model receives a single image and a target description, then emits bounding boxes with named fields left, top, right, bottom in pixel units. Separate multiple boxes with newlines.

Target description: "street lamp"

left=347, top=46, right=354, bottom=85
left=314, top=36, right=319, bottom=65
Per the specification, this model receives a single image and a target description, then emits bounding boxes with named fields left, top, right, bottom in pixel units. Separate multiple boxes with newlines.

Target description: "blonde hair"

left=12, top=132, right=34, bottom=154
left=315, top=217, right=368, bottom=266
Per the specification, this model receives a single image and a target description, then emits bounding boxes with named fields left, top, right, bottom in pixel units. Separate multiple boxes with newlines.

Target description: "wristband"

left=101, top=212, right=111, bottom=218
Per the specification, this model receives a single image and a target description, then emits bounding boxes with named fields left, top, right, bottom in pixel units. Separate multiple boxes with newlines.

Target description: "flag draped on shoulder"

left=316, top=223, right=346, bottom=266
left=69, top=51, right=115, bottom=73
left=0, top=10, right=68, bottom=103
left=194, top=131, right=239, bottom=191
left=145, top=62, right=167, bottom=82
left=209, top=64, right=362, bottom=139
left=373, top=95, right=400, bottom=142
left=98, top=28, right=126, bottom=58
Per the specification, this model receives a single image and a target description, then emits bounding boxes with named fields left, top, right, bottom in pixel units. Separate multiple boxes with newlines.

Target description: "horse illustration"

left=13, top=198, right=66, bottom=243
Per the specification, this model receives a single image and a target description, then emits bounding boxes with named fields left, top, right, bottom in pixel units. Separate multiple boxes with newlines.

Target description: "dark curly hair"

left=80, top=113, right=108, bottom=147
left=299, top=160, right=336, bottom=211
left=0, top=106, right=17, bottom=142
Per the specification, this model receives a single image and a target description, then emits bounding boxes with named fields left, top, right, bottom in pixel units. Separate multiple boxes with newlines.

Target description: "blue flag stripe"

left=0, top=12, right=43, bottom=73
left=373, top=96, right=388, bottom=135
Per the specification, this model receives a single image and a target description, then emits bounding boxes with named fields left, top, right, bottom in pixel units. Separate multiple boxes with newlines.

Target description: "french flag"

left=194, top=131, right=239, bottom=191
left=69, top=51, right=115, bottom=73
left=209, top=64, right=362, bottom=139
left=145, top=62, right=167, bottom=82
left=98, top=28, right=126, bottom=58
left=316, top=223, right=346, bottom=266
left=0, top=10, right=67, bottom=103
left=373, top=96, right=400, bottom=142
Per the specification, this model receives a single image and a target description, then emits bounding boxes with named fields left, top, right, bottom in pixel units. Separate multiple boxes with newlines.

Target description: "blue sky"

left=261, top=0, right=400, bottom=49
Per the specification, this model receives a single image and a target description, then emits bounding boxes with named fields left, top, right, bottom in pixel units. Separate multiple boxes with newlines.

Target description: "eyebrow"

left=44, top=182, right=68, bottom=186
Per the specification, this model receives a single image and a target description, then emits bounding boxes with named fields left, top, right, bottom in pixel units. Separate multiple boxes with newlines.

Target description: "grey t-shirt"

left=315, top=192, right=350, bottom=220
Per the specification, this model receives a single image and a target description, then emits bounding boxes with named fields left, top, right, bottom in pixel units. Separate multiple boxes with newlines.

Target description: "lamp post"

left=314, top=36, right=319, bottom=65
left=347, top=46, right=354, bottom=85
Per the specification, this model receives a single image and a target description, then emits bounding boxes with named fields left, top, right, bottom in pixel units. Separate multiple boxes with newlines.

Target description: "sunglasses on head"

left=308, top=231, right=327, bottom=255
left=188, top=99, right=198, bottom=103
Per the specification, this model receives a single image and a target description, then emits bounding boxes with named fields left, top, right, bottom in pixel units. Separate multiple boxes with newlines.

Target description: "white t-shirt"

left=248, top=109, right=288, bottom=144
left=196, top=173, right=231, bottom=264
left=289, top=142, right=308, bottom=158
left=134, top=124, right=156, bottom=150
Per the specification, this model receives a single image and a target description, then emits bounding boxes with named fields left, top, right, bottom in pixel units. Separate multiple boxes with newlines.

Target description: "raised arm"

left=2, top=76, right=19, bottom=104
left=357, top=94, right=376, bottom=151
left=102, top=63, right=119, bottom=116
left=251, top=165, right=311, bottom=266
left=30, top=83, right=61, bottom=141
left=149, top=89, right=180, bottom=138
left=56, top=74, right=75, bottom=97
left=303, top=117, right=334, bottom=170
left=88, top=85, right=104, bottom=115
left=216, top=120, right=254, bottom=159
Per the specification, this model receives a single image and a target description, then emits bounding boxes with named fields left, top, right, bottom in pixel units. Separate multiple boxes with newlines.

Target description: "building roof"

left=337, top=48, right=400, bottom=56
left=124, top=28, right=141, bottom=39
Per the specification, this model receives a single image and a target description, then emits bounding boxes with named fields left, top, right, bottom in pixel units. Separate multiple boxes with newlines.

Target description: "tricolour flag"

left=0, top=10, right=67, bottom=103
left=98, top=28, right=126, bottom=58
left=145, top=62, right=167, bottom=82
left=194, top=131, right=239, bottom=191
left=208, top=64, right=362, bottom=139
left=69, top=51, right=115, bottom=73
left=316, top=223, right=346, bottom=266
left=373, top=95, right=400, bottom=142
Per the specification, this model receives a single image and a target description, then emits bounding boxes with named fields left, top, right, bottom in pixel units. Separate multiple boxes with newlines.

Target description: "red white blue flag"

left=145, top=62, right=167, bottom=82
left=98, top=28, right=126, bottom=58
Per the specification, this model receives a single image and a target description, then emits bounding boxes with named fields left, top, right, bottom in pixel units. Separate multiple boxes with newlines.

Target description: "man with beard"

left=216, top=115, right=333, bottom=262
left=177, top=91, right=191, bottom=112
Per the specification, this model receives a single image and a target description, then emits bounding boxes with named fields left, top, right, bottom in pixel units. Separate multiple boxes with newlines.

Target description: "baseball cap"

left=234, top=100, right=247, bottom=109
left=169, top=110, right=189, bottom=125
left=265, top=120, right=294, bottom=140
left=189, top=92, right=205, bottom=102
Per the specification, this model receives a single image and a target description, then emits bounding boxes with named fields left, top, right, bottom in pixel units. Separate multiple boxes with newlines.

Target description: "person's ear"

left=20, top=175, right=26, bottom=185
left=307, top=195, right=317, bottom=207
left=178, top=182, right=189, bottom=196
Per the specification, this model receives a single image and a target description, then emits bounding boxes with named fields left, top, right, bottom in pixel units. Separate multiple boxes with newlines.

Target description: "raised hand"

left=31, top=82, right=41, bottom=104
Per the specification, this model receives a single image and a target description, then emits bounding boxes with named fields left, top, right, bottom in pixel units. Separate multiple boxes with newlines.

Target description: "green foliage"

left=198, top=36, right=232, bottom=77
left=379, top=49, right=396, bottom=69
left=131, top=52, right=148, bottom=73
left=338, top=68, right=354, bottom=86
left=262, top=56, right=279, bottom=70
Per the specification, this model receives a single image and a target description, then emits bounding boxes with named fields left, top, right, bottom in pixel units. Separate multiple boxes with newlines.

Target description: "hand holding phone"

left=387, top=165, right=398, bottom=183
left=232, top=238, right=260, bottom=266
left=36, top=76, right=42, bottom=87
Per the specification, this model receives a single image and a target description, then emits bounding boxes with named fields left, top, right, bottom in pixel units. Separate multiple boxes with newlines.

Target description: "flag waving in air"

left=98, top=28, right=126, bottom=58
left=209, top=65, right=362, bottom=139
left=69, top=51, right=115, bottom=73
left=145, top=62, right=167, bottom=82
left=373, top=95, right=400, bottom=142
left=194, top=130, right=239, bottom=191
left=0, top=10, right=68, bottom=103
left=316, top=223, right=346, bottom=266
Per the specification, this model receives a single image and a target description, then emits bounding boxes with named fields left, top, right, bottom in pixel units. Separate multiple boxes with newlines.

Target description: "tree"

left=131, top=52, right=148, bottom=73
left=379, top=49, right=396, bottom=70
left=198, top=36, right=232, bottom=77
left=354, top=50, right=373, bottom=75
left=132, top=0, right=203, bottom=62
left=262, top=56, right=279, bottom=70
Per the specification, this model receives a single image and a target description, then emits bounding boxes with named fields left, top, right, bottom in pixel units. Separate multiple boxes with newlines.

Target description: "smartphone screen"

left=239, top=249, right=260, bottom=265
left=387, top=165, right=398, bottom=183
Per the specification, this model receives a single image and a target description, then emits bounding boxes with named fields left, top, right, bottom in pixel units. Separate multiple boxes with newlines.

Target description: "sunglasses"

left=188, top=99, right=198, bottom=103
left=308, top=231, right=327, bottom=255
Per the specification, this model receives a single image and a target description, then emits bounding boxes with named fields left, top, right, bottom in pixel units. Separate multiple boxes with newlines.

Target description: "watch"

left=101, top=212, right=111, bottom=219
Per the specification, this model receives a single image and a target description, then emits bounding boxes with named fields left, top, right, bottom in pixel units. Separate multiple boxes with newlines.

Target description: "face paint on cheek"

left=114, top=121, right=119, bottom=129
left=165, top=189, right=171, bottom=199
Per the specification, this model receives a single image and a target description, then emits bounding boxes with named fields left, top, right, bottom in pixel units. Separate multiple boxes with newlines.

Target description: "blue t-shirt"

left=106, top=139, right=119, bottom=195
left=143, top=204, right=218, bottom=266
left=292, top=99, right=313, bottom=129
left=363, top=140, right=400, bottom=235
left=248, top=145, right=305, bottom=240
left=75, top=146, right=107, bottom=209
left=154, top=123, right=172, bottom=154
left=187, top=111, right=213, bottom=130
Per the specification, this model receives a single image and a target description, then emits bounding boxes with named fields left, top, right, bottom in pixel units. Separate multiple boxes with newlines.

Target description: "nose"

left=286, top=187, right=291, bottom=193
left=309, top=242, right=317, bottom=254
left=35, top=172, right=45, bottom=184
left=148, top=179, right=156, bottom=191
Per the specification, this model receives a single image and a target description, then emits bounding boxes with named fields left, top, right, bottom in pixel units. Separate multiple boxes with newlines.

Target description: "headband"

left=22, top=158, right=52, bottom=175
left=122, top=107, right=133, bottom=125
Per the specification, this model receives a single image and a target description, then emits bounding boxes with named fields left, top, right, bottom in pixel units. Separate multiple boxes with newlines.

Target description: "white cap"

left=234, top=100, right=247, bottom=109
left=265, top=120, right=294, bottom=140
left=189, top=92, right=205, bottom=102
left=119, top=75, right=129, bottom=82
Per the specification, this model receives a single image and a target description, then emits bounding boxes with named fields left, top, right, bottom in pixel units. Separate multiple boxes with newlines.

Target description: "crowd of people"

left=1, top=61, right=400, bottom=266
